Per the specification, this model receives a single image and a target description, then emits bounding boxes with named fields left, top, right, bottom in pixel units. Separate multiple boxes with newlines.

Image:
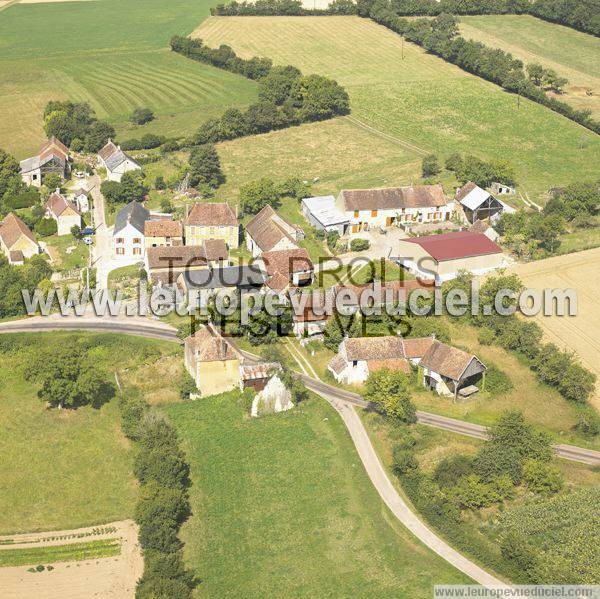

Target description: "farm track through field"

left=344, top=115, right=429, bottom=156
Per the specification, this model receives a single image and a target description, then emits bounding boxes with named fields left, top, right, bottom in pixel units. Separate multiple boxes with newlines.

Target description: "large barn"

left=393, top=230, right=506, bottom=282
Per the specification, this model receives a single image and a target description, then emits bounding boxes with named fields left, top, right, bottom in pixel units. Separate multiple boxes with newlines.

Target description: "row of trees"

left=213, top=0, right=600, bottom=37
left=445, top=273, right=597, bottom=404
left=171, top=37, right=350, bottom=145
left=366, top=11, right=600, bottom=134
left=0, top=148, right=28, bottom=217
left=426, top=152, right=516, bottom=187
left=43, top=101, right=115, bottom=153
left=119, top=389, right=196, bottom=598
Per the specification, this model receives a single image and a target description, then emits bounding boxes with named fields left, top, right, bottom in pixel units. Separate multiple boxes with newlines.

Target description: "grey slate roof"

left=105, top=149, right=138, bottom=171
left=182, top=265, right=266, bottom=290
left=114, top=201, right=150, bottom=235
left=19, top=156, right=40, bottom=172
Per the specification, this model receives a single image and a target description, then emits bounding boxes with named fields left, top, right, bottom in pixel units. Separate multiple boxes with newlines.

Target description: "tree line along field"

left=0, top=0, right=257, bottom=158
left=165, top=393, right=470, bottom=598
left=194, top=16, right=600, bottom=203
left=459, top=15, right=600, bottom=119
left=0, top=332, right=179, bottom=534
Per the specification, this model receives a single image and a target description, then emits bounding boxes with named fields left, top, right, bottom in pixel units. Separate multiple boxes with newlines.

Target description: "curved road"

left=2, top=319, right=600, bottom=587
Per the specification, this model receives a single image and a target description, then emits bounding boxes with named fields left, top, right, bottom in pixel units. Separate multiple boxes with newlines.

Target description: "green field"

left=0, top=539, right=120, bottom=567
left=165, top=392, right=469, bottom=597
left=460, top=15, right=600, bottom=118
left=0, top=332, right=178, bottom=534
left=196, top=16, right=600, bottom=202
left=0, top=0, right=257, bottom=158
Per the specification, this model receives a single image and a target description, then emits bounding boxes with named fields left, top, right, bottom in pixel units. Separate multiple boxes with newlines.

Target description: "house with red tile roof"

left=0, top=213, right=40, bottom=264
left=184, top=202, right=239, bottom=249
left=259, top=247, right=313, bottom=292
left=245, top=205, right=304, bottom=257
left=393, top=230, right=506, bottom=282
left=45, top=189, right=81, bottom=235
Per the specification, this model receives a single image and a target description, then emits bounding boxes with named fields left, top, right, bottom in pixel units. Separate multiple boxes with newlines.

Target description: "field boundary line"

left=344, top=115, right=430, bottom=156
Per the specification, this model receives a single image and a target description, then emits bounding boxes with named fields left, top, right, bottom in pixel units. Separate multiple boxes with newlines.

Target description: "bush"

left=326, top=230, right=339, bottom=251
left=179, top=372, right=197, bottom=400
left=484, top=364, right=513, bottom=396
left=155, top=176, right=166, bottom=191
left=33, top=218, right=57, bottom=237
left=350, top=238, right=370, bottom=252
left=131, top=107, right=154, bottom=125
left=363, top=368, right=416, bottom=423
left=422, top=154, right=440, bottom=177
left=119, top=390, right=149, bottom=441
left=522, top=459, right=563, bottom=496
left=134, top=445, right=190, bottom=489
left=392, top=447, right=418, bottom=475
left=451, top=475, right=501, bottom=509
left=408, top=316, right=450, bottom=343
left=433, top=454, right=473, bottom=488
left=4, top=189, right=39, bottom=210
left=575, top=406, right=600, bottom=437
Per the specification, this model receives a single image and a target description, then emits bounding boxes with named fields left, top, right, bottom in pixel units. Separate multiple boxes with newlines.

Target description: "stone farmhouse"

left=258, top=247, right=314, bottom=292
left=20, top=137, right=70, bottom=187
left=97, top=140, right=141, bottom=182
left=184, top=323, right=243, bottom=396
left=184, top=203, right=239, bottom=249
left=44, top=190, right=82, bottom=236
left=334, top=184, right=455, bottom=233
left=144, top=219, right=184, bottom=248
left=0, top=212, right=40, bottom=264
left=245, top=205, right=304, bottom=257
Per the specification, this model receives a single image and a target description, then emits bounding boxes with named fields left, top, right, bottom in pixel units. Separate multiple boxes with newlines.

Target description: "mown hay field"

left=195, top=16, right=600, bottom=202
left=0, top=0, right=257, bottom=157
left=459, top=15, right=600, bottom=118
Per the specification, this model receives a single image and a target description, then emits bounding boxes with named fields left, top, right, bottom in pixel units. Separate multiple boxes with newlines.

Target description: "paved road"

left=4, top=319, right=600, bottom=588
left=89, top=174, right=113, bottom=289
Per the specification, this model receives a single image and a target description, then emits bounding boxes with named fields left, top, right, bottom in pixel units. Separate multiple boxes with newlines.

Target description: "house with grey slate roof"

left=97, top=140, right=141, bottom=182
left=112, top=201, right=150, bottom=261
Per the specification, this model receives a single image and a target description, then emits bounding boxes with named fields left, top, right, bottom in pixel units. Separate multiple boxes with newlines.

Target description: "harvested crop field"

left=511, top=247, right=600, bottom=409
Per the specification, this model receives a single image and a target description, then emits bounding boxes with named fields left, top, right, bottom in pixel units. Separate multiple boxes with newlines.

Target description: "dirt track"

left=511, top=247, right=600, bottom=410
left=0, top=520, right=142, bottom=599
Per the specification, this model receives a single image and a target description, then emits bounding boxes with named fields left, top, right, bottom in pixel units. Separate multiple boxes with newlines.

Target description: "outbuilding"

left=393, top=230, right=506, bottom=282
left=301, top=195, right=349, bottom=235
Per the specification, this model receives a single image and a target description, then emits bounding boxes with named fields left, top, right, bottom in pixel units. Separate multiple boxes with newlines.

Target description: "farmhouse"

left=291, top=289, right=334, bottom=340
left=456, top=181, right=515, bottom=224
left=144, top=219, right=183, bottom=248
left=44, top=190, right=82, bottom=236
left=301, top=195, right=349, bottom=235
left=20, top=137, right=70, bottom=187
left=0, top=212, right=40, bottom=264
left=393, top=230, right=506, bottom=282
left=184, top=323, right=243, bottom=396
left=184, top=202, right=239, bottom=249
left=145, top=241, right=228, bottom=286
left=328, top=336, right=412, bottom=385
left=245, top=205, right=304, bottom=257
left=112, top=201, right=150, bottom=261
left=177, top=264, right=266, bottom=308
left=419, top=339, right=486, bottom=400
left=97, top=140, right=141, bottom=182
left=335, top=185, right=455, bottom=233
left=259, top=247, right=314, bottom=291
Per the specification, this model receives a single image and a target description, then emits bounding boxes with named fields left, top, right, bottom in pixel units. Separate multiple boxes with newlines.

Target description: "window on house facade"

left=133, top=238, right=141, bottom=244
left=116, top=247, right=124, bottom=255
left=133, top=248, right=141, bottom=255
left=354, top=210, right=359, bottom=218
left=371, top=210, right=377, bottom=217
left=352, top=360, right=358, bottom=367
left=116, top=238, right=124, bottom=244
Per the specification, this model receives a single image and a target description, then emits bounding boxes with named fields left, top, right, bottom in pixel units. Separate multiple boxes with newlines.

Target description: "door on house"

left=386, top=216, right=394, bottom=226
left=352, top=224, right=360, bottom=233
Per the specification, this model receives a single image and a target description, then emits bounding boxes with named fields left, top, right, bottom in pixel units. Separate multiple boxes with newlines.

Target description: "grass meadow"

left=0, top=332, right=179, bottom=534
left=165, top=392, right=469, bottom=597
left=0, top=0, right=257, bottom=158
left=196, top=16, right=600, bottom=202
left=459, top=15, right=600, bottom=118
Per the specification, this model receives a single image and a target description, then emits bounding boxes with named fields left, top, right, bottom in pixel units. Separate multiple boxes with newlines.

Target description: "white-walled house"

left=112, top=201, right=149, bottom=262
left=335, top=185, right=455, bottom=234
left=97, top=140, right=141, bottom=182
left=72, top=189, right=90, bottom=213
